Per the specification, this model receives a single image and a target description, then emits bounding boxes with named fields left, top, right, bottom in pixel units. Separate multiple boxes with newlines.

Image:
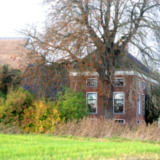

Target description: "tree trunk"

left=98, top=63, right=115, bottom=119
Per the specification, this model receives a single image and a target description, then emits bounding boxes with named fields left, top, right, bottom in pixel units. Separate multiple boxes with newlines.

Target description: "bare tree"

left=24, top=0, right=160, bottom=115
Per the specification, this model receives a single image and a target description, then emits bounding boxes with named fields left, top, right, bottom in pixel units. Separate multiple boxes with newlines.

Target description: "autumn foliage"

left=0, top=87, right=88, bottom=133
left=0, top=87, right=34, bottom=125
left=22, top=100, right=61, bottom=133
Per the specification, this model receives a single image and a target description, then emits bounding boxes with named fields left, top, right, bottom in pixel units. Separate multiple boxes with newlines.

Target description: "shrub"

left=22, top=100, right=61, bottom=133
left=0, top=100, right=5, bottom=122
left=0, top=92, right=5, bottom=122
left=58, top=88, right=89, bottom=122
left=0, top=90, right=6, bottom=99
left=0, top=65, right=22, bottom=95
left=2, top=87, right=34, bottom=124
left=145, top=85, right=160, bottom=124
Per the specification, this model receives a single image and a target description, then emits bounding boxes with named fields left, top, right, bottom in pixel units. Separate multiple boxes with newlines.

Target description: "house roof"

left=126, top=52, right=150, bottom=74
left=0, top=37, right=29, bottom=70
left=72, top=49, right=155, bottom=79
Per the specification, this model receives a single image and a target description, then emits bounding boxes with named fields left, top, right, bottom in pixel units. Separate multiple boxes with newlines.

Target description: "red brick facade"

left=69, top=71, right=146, bottom=124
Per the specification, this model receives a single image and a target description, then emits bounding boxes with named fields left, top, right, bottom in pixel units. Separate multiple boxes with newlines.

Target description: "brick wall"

left=69, top=73, right=146, bottom=124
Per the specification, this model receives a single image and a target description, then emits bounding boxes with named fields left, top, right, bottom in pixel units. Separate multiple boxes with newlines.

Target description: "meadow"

left=0, top=134, right=159, bottom=160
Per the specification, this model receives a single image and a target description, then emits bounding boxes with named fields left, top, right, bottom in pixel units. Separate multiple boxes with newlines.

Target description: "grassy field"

left=0, top=134, right=159, bottom=160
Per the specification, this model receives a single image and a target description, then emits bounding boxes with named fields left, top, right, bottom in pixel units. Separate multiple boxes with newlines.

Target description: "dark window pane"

left=86, top=79, right=97, bottom=87
left=143, top=82, right=145, bottom=89
left=87, top=93, right=97, bottom=113
left=142, top=95, right=145, bottom=116
left=87, top=99, right=97, bottom=113
left=114, top=99, right=124, bottom=113
left=87, top=93, right=97, bottom=100
left=115, top=119, right=125, bottom=124
left=113, top=93, right=124, bottom=113
left=114, top=79, right=124, bottom=87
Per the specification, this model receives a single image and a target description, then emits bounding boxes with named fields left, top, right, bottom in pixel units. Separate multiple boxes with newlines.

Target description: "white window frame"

left=138, top=78, right=141, bottom=89
left=142, top=94, right=145, bottom=116
left=137, top=93, right=141, bottom=115
left=113, top=78, right=125, bottom=87
left=113, top=92, right=125, bottom=114
left=142, top=81, right=146, bottom=90
left=86, top=92, right=98, bottom=114
left=86, top=78, right=98, bottom=87
left=115, top=119, right=125, bottom=125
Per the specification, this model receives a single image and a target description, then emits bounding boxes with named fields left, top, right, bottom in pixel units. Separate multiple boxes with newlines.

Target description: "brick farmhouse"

left=69, top=53, right=158, bottom=125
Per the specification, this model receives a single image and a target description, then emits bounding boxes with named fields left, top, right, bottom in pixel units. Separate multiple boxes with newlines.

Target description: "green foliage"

left=22, top=100, right=61, bottom=133
left=0, top=90, right=6, bottom=99
left=0, top=86, right=89, bottom=132
left=0, top=100, right=5, bottom=122
left=0, top=87, right=61, bottom=133
left=2, top=87, right=34, bottom=124
left=145, top=85, right=160, bottom=124
left=0, top=65, right=22, bottom=95
left=58, top=88, right=89, bottom=122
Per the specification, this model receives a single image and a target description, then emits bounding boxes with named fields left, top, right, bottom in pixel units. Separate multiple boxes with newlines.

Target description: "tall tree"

left=24, top=0, right=160, bottom=116
left=0, top=65, right=22, bottom=95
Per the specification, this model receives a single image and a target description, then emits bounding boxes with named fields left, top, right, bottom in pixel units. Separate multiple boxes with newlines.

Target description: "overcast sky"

left=0, top=0, right=46, bottom=38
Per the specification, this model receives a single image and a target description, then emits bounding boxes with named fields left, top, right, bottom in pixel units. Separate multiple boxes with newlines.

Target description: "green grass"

left=0, top=134, right=159, bottom=160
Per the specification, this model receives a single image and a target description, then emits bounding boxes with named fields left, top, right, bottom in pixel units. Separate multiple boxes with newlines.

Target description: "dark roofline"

left=127, top=52, right=150, bottom=74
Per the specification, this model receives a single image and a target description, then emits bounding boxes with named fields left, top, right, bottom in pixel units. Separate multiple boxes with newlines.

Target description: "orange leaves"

left=22, top=100, right=61, bottom=133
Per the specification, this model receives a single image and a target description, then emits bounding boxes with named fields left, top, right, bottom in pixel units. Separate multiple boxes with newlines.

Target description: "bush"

left=2, top=87, right=34, bottom=124
left=22, top=100, right=61, bottom=133
left=0, top=100, right=5, bottom=122
left=0, top=90, right=6, bottom=99
left=145, top=85, right=160, bottom=124
left=0, top=91, right=5, bottom=122
left=0, top=87, right=89, bottom=133
left=0, top=91, right=6, bottom=120
left=58, top=88, right=89, bottom=122
left=0, top=65, right=22, bottom=95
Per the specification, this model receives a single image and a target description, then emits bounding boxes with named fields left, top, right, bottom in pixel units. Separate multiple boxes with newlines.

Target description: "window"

left=158, top=117, right=160, bottom=126
left=137, top=120, right=140, bottom=125
left=113, top=92, right=125, bottom=114
left=114, top=78, right=125, bottom=87
left=115, top=119, right=125, bottom=124
left=138, top=79, right=141, bottom=88
left=86, top=79, right=97, bottom=87
left=86, top=92, right=97, bottom=114
left=137, top=94, right=141, bottom=115
left=142, top=82, right=145, bottom=89
left=142, top=94, right=145, bottom=116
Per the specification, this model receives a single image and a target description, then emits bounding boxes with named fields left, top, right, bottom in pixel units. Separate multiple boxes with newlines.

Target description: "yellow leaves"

left=22, top=100, right=62, bottom=134
left=53, top=108, right=58, bottom=114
